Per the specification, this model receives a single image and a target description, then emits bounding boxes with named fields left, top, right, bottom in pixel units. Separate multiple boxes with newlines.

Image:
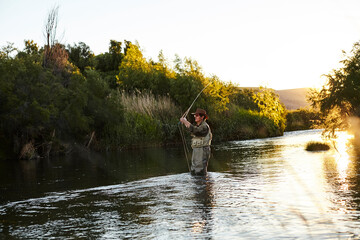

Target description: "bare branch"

left=44, top=5, right=59, bottom=48
left=43, top=5, right=60, bottom=67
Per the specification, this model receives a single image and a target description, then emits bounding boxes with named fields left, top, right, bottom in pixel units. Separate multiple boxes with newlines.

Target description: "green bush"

left=118, top=112, right=163, bottom=146
left=305, top=141, right=330, bottom=151
left=116, top=91, right=181, bottom=148
left=286, top=108, right=320, bottom=131
left=0, top=39, right=292, bottom=158
left=211, top=106, right=279, bottom=142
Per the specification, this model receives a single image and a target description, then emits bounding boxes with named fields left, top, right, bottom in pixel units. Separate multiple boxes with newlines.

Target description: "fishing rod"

left=181, top=82, right=212, bottom=119
left=178, top=81, right=212, bottom=171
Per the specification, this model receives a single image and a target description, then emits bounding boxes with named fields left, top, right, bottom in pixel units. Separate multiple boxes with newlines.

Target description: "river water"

left=1, top=129, right=360, bottom=239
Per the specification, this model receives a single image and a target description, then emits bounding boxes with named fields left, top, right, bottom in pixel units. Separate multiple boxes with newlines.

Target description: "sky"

left=1, top=0, right=360, bottom=90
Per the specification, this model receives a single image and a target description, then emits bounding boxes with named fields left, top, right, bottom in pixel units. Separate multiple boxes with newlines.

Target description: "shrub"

left=211, top=106, right=279, bottom=142
left=305, top=141, right=330, bottom=151
left=118, top=91, right=181, bottom=147
left=286, top=108, right=320, bottom=131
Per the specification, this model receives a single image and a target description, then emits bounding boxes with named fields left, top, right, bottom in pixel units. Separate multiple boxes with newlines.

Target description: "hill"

left=275, top=88, right=311, bottom=110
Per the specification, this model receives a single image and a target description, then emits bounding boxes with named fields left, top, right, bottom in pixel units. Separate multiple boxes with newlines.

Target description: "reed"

left=120, top=91, right=179, bottom=119
left=113, top=91, right=181, bottom=147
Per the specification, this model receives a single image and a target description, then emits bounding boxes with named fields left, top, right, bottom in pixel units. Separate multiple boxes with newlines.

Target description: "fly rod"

left=181, top=82, right=212, bottom=119
left=178, top=81, right=212, bottom=172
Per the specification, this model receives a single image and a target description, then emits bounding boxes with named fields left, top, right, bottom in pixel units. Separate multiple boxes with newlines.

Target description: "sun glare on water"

left=269, top=130, right=357, bottom=226
left=321, top=130, right=356, bottom=217
left=334, top=132, right=354, bottom=169
left=333, top=131, right=354, bottom=191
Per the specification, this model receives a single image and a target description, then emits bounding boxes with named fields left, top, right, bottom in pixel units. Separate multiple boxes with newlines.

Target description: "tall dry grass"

left=109, top=91, right=181, bottom=147
left=120, top=91, right=180, bottom=119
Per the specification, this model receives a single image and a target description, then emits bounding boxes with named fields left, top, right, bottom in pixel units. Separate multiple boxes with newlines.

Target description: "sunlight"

left=334, top=131, right=354, bottom=191
left=191, top=220, right=206, bottom=233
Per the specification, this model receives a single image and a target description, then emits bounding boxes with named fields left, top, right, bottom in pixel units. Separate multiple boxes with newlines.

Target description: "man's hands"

left=180, top=117, right=191, bottom=128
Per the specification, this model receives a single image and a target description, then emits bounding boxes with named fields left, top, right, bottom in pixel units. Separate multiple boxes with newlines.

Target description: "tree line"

left=0, top=38, right=290, bottom=159
left=309, top=41, right=360, bottom=143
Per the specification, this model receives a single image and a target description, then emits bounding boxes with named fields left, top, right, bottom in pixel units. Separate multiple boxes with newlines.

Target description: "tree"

left=67, top=42, right=94, bottom=72
left=42, top=5, right=69, bottom=75
left=148, top=50, right=175, bottom=95
left=309, top=41, right=360, bottom=137
left=43, top=5, right=59, bottom=67
left=117, top=42, right=152, bottom=91
left=169, top=56, right=205, bottom=110
left=94, top=40, right=126, bottom=88
left=230, top=88, right=259, bottom=110
left=0, top=42, right=17, bottom=58
left=204, top=76, right=237, bottom=113
left=24, top=40, right=39, bottom=55
left=252, top=87, right=286, bottom=133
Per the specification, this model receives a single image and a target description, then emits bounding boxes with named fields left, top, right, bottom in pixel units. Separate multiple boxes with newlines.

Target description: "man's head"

left=192, top=108, right=208, bottom=123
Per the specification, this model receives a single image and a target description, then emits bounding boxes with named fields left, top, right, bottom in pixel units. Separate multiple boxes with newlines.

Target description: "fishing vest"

left=191, top=122, right=212, bottom=148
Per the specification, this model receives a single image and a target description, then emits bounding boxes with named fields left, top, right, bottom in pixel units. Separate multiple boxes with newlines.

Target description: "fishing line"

left=182, top=82, right=212, bottom=119
left=178, top=124, right=191, bottom=171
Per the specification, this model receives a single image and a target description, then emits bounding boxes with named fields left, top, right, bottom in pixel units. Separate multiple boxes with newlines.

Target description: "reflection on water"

left=1, top=130, right=360, bottom=239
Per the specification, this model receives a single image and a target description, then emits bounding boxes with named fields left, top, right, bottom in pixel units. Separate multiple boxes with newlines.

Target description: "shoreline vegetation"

left=0, top=39, right=320, bottom=160
left=305, top=141, right=331, bottom=151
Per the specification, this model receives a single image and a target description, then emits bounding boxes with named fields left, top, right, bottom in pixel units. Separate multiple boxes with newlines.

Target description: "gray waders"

left=191, top=145, right=211, bottom=175
left=190, top=121, right=212, bottom=176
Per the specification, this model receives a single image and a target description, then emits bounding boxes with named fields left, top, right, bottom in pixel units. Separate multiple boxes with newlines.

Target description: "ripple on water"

left=1, top=130, right=360, bottom=239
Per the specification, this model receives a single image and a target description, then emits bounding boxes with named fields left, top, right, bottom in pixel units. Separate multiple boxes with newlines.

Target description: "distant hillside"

left=275, top=88, right=311, bottom=110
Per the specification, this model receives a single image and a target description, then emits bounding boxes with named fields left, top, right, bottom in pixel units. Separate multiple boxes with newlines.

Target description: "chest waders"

left=191, top=122, right=212, bottom=175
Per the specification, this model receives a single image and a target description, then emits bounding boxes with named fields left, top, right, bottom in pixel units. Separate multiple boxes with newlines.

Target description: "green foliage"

left=252, top=87, right=286, bottom=132
left=0, top=42, right=125, bottom=157
left=305, top=141, right=330, bottom=151
left=24, top=40, right=39, bottom=55
left=94, top=40, right=126, bottom=89
left=119, top=91, right=180, bottom=147
left=94, top=53, right=114, bottom=72
left=230, top=88, right=259, bottom=110
left=83, top=70, right=124, bottom=141
left=118, top=112, right=163, bottom=146
left=0, top=42, right=17, bottom=58
left=0, top=38, right=289, bottom=158
left=170, top=74, right=204, bottom=110
left=66, top=42, right=94, bottom=72
left=148, top=51, right=174, bottom=95
left=309, top=41, right=360, bottom=137
left=117, top=42, right=152, bottom=91
left=285, top=108, right=320, bottom=131
left=0, top=53, right=60, bottom=155
left=211, top=105, right=278, bottom=142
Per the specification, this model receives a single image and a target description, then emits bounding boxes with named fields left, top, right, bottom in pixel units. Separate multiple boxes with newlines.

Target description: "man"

left=180, top=108, right=212, bottom=175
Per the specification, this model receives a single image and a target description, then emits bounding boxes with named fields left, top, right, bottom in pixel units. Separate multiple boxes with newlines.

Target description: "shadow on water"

left=0, top=146, right=189, bottom=204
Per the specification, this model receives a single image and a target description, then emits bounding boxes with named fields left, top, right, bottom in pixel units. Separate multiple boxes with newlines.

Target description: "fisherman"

left=180, top=108, right=212, bottom=175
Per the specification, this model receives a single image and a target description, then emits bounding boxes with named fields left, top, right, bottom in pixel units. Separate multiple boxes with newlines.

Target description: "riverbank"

left=1, top=40, right=288, bottom=160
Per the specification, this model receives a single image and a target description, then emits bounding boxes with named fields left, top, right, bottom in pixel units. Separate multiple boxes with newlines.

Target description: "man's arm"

left=180, top=117, right=191, bottom=128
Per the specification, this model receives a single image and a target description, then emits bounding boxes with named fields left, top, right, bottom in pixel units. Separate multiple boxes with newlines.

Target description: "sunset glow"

left=2, top=0, right=360, bottom=89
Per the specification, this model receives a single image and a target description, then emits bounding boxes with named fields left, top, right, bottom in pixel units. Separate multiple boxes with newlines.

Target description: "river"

left=1, top=129, right=360, bottom=239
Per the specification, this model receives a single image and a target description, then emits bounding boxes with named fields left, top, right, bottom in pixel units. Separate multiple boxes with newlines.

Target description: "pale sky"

left=1, top=0, right=360, bottom=90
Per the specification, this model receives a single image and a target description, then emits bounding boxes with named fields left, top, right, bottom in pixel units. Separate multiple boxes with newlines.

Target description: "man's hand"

left=180, top=117, right=191, bottom=128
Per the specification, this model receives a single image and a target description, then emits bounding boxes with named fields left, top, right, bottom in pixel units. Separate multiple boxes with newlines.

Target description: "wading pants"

left=191, top=146, right=211, bottom=175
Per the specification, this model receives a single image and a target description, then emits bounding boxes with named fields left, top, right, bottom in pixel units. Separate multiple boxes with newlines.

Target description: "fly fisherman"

left=180, top=108, right=212, bottom=175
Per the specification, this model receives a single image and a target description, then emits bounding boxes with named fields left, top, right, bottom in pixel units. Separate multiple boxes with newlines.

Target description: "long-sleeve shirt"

left=189, top=120, right=209, bottom=137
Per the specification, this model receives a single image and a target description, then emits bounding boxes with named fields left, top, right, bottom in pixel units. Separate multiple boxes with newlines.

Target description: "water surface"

left=1, top=130, right=360, bottom=239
